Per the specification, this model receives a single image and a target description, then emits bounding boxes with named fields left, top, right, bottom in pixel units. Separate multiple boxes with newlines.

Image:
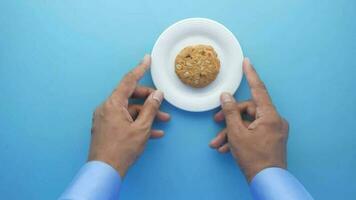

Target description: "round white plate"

left=151, top=18, right=244, bottom=112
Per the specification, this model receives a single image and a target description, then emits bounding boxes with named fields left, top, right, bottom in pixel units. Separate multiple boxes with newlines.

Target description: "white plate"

left=151, top=18, right=243, bottom=112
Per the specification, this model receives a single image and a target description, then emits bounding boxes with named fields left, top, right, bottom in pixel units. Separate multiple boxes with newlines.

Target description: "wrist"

left=88, top=155, right=128, bottom=178
left=243, top=162, right=287, bottom=183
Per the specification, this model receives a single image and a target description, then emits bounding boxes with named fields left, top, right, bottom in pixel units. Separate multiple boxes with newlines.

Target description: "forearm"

left=250, top=167, right=313, bottom=200
left=59, top=161, right=121, bottom=200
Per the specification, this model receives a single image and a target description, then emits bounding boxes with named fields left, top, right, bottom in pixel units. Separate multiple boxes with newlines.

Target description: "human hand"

left=210, top=58, right=289, bottom=182
left=88, top=55, right=170, bottom=178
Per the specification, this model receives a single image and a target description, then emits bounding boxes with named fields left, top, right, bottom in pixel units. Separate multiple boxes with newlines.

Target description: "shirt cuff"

left=59, top=161, right=121, bottom=200
left=250, top=167, right=313, bottom=200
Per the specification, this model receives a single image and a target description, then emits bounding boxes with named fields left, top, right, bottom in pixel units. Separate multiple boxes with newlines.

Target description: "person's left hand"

left=88, top=55, right=170, bottom=178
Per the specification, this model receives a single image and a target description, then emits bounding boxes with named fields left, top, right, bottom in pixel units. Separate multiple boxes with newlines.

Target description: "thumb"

left=220, top=92, right=244, bottom=130
left=135, top=90, right=164, bottom=128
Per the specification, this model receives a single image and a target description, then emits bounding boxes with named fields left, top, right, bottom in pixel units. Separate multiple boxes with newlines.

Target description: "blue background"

left=1, top=0, right=355, bottom=199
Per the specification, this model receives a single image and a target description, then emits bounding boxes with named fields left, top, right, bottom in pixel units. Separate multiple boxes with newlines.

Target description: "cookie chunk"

left=175, top=45, right=220, bottom=88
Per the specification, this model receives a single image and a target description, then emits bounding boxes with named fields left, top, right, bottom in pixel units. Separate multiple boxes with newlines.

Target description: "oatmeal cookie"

left=175, top=45, right=220, bottom=88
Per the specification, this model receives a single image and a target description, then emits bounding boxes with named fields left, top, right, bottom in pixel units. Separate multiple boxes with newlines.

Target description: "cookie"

left=175, top=45, right=220, bottom=88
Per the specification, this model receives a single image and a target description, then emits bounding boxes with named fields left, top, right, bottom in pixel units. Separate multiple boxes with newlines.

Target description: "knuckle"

left=275, top=131, right=288, bottom=141
left=133, top=122, right=151, bottom=133
left=281, top=118, right=290, bottom=135
left=271, top=116, right=288, bottom=130
left=142, top=123, right=151, bottom=131
left=255, top=81, right=267, bottom=90
left=222, top=102, right=236, bottom=111
left=256, top=106, right=273, bottom=117
left=126, top=70, right=138, bottom=81
left=223, top=105, right=238, bottom=116
left=103, top=101, right=112, bottom=111
left=142, top=87, right=151, bottom=94
left=101, top=99, right=120, bottom=113
left=261, top=115, right=280, bottom=126
left=272, top=116, right=283, bottom=126
left=148, top=98, right=161, bottom=110
left=138, top=62, right=147, bottom=70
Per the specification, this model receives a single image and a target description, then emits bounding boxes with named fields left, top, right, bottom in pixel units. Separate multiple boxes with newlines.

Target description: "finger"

left=213, top=108, right=254, bottom=129
left=111, top=55, right=151, bottom=104
left=135, top=90, right=164, bottom=128
left=238, top=100, right=257, bottom=117
left=150, top=129, right=165, bottom=139
left=214, top=110, right=224, bottom=122
left=128, top=104, right=170, bottom=121
left=209, top=129, right=227, bottom=148
left=215, top=100, right=256, bottom=122
left=220, top=92, right=245, bottom=130
left=131, top=86, right=154, bottom=99
left=128, top=104, right=141, bottom=119
left=156, top=111, right=171, bottom=121
left=243, top=58, right=273, bottom=108
left=218, top=143, right=230, bottom=153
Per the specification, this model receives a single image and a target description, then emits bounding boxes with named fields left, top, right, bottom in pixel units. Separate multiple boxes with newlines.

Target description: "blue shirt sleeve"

left=59, top=161, right=121, bottom=200
left=250, top=167, right=313, bottom=200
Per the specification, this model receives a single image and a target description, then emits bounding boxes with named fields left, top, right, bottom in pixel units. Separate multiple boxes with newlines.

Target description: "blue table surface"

left=1, top=1, right=355, bottom=199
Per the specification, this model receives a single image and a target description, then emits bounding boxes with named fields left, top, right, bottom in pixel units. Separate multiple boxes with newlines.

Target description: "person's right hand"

left=210, top=58, right=289, bottom=182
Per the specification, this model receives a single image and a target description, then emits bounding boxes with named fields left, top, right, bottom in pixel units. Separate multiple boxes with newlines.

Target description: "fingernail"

left=209, top=140, right=216, bottom=148
left=155, top=130, right=164, bottom=134
left=244, top=57, right=253, bottom=69
left=152, top=90, right=163, bottom=103
left=142, top=54, right=151, bottom=67
left=221, top=92, right=234, bottom=104
left=210, top=138, right=217, bottom=145
left=162, top=112, right=171, bottom=120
